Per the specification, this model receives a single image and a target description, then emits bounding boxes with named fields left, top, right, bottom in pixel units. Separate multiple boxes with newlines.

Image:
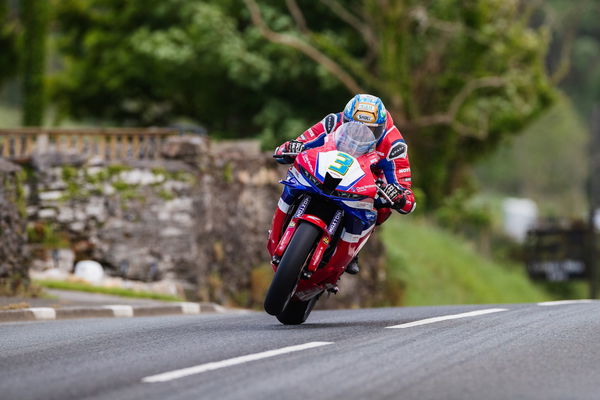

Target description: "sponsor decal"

left=357, top=103, right=376, bottom=112
left=397, top=168, right=410, bottom=174
left=355, top=112, right=375, bottom=123
left=324, top=114, right=337, bottom=133
left=387, top=142, right=407, bottom=160
left=289, top=221, right=295, bottom=227
left=323, top=237, right=330, bottom=245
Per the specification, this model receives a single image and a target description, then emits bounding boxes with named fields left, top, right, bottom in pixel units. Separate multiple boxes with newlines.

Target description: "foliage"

left=475, top=96, right=589, bottom=217
left=52, top=0, right=347, bottom=137
left=545, top=0, right=600, bottom=119
left=53, top=0, right=556, bottom=208
left=21, top=0, right=49, bottom=125
left=381, top=216, right=552, bottom=306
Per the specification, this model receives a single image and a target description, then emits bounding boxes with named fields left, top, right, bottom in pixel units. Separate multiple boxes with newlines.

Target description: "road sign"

left=524, top=226, right=589, bottom=282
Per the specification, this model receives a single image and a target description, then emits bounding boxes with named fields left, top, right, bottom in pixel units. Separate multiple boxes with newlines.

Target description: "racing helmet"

left=343, top=94, right=387, bottom=139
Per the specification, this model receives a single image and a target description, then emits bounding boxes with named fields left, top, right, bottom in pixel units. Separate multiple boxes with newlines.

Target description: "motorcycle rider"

left=269, top=94, right=416, bottom=275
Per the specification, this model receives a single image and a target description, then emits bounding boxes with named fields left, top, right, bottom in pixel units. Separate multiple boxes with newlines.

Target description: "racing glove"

left=380, top=183, right=407, bottom=211
left=273, top=140, right=304, bottom=164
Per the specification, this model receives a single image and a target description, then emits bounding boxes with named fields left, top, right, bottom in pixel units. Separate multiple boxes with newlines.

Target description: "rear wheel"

left=264, top=222, right=320, bottom=316
left=276, top=293, right=322, bottom=325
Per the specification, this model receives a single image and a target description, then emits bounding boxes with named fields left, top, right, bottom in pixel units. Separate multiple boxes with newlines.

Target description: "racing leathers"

left=268, top=111, right=416, bottom=272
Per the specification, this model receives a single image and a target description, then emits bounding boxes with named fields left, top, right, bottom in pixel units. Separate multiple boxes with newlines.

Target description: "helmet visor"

left=333, top=122, right=377, bottom=157
left=343, top=115, right=385, bottom=140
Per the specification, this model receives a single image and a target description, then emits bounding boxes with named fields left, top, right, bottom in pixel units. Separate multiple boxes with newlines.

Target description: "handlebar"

left=272, top=152, right=300, bottom=159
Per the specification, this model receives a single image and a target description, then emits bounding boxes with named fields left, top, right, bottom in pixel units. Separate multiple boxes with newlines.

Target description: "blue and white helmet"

left=343, top=94, right=387, bottom=139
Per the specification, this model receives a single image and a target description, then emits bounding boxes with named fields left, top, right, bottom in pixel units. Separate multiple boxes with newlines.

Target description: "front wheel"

left=276, top=293, right=322, bottom=325
left=264, top=222, right=320, bottom=315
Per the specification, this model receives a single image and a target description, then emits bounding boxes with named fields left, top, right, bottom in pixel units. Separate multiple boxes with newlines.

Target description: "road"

left=1, top=301, right=599, bottom=400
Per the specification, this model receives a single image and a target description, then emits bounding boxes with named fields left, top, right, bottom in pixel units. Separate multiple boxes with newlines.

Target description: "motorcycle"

left=266, top=122, right=392, bottom=325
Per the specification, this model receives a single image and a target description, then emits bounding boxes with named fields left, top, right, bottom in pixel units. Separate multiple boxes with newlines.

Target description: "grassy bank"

left=381, top=217, right=552, bottom=306
left=35, top=279, right=184, bottom=302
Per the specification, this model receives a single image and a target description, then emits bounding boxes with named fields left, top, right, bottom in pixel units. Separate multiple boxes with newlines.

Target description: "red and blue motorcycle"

left=266, top=122, right=392, bottom=324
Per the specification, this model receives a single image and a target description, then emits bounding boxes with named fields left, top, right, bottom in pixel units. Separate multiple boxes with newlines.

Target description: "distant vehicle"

left=266, top=123, right=391, bottom=324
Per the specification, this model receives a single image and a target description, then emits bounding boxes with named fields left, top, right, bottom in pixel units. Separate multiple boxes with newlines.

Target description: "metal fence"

left=0, top=127, right=179, bottom=161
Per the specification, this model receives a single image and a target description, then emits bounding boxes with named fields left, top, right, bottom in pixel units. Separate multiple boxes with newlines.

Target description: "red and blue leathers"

left=268, top=111, right=416, bottom=270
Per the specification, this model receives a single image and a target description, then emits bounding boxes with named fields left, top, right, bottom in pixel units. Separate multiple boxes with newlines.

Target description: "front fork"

left=271, top=195, right=344, bottom=276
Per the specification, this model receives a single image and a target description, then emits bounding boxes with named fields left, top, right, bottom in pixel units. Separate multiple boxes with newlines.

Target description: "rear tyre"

left=276, top=293, right=322, bottom=325
left=264, top=222, right=320, bottom=316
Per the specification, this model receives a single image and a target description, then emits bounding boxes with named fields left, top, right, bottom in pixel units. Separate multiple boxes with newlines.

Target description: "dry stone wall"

left=0, top=158, right=29, bottom=294
left=19, top=136, right=387, bottom=308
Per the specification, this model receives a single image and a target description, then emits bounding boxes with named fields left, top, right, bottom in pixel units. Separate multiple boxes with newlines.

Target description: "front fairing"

left=280, top=138, right=378, bottom=226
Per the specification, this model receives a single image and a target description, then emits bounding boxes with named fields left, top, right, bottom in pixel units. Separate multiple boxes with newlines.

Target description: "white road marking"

left=102, top=305, right=133, bottom=317
left=538, top=300, right=593, bottom=306
left=385, top=308, right=508, bottom=329
left=29, top=307, right=56, bottom=320
left=142, top=341, right=333, bottom=383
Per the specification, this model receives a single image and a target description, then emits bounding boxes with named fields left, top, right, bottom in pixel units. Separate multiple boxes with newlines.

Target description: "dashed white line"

left=142, top=341, right=333, bottom=383
left=537, top=300, right=593, bottom=306
left=385, top=308, right=508, bottom=329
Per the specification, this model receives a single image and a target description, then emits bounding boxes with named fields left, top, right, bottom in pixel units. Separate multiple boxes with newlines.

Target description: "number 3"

left=329, top=152, right=354, bottom=176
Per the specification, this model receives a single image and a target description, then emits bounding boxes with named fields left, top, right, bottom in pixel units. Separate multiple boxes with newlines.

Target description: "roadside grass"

left=381, top=217, right=553, bottom=306
left=35, top=279, right=184, bottom=302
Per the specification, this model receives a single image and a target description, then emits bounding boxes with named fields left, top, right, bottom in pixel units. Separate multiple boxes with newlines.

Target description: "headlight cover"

left=299, top=166, right=367, bottom=201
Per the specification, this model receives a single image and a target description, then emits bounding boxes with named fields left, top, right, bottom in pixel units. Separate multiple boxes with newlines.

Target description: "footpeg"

left=327, top=286, right=339, bottom=295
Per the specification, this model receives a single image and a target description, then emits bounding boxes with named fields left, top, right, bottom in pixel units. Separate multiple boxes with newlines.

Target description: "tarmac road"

left=1, top=301, right=599, bottom=400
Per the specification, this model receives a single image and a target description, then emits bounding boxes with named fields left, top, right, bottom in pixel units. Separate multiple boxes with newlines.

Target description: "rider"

left=270, top=94, right=416, bottom=275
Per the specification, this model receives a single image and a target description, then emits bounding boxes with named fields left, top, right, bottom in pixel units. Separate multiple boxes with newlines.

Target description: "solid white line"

left=142, top=342, right=333, bottom=383
left=385, top=308, right=508, bottom=329
left=538, top=300, right=593, bottom=306
left=29, top=307, right=56, bottom=320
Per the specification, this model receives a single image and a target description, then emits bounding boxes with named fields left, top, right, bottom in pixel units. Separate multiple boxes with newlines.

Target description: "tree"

left=21, top=0, right=49, bottom=125
left=52, top=0, right=349, bottom=138
left=54, top=0, right=556, bottom=208
left=244, top=0, right=555, bottom=207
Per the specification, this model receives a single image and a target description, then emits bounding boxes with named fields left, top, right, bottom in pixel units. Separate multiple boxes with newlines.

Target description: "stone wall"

left=19, top=136, right=387, bottom=308
left=0, top=158, right=29, bottom=294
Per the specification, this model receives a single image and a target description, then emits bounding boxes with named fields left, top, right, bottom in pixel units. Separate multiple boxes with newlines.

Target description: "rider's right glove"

left=273, top=140, right=304, bottom=164
left=380, top=183, right=407, bottom=211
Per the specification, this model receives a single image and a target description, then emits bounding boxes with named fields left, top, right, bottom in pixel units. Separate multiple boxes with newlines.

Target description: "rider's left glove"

left=381, top=183, right=407, bottom=211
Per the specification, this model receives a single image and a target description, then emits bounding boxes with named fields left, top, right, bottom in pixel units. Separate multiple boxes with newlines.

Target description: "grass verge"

left=381, top=217, right=552, bottom=306
left=35, top=279, right=184, bottom=302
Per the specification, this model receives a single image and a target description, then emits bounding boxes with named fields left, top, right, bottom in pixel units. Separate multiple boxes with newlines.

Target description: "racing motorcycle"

left=266, top=122, right=393, bottom=325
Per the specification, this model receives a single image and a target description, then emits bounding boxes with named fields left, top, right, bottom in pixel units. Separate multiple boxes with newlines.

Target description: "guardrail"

left=0, top=128, right=180, bottom=161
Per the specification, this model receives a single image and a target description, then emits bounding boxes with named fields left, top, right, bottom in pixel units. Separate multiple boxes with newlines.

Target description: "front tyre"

left=276, top=293, right=321, bottom=325
left=264, top=222, right=320, bottom=315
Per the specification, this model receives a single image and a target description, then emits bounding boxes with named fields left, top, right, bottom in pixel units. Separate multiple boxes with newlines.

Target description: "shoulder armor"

left=322, top=113, right=338, bottom=134
left=387, top=140, right=408, bottom=161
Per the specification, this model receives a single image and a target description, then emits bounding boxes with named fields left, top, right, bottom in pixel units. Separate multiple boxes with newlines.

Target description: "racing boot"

left=345, top=256, right=360, bottom=275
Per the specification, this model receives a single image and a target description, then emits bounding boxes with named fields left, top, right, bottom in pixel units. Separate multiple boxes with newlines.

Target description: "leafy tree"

left=52, top=0, right=348, bottom=137
left=545, top=0, right=600, bottom=119
left=244, top=0, right=556, bottom=207
left=21, top=0, right=49, bottom=125
left=54, top=0, right=556, bottom=208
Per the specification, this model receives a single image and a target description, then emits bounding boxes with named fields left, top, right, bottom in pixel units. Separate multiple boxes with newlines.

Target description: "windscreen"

left=333, top=121, right=377, bottom=157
